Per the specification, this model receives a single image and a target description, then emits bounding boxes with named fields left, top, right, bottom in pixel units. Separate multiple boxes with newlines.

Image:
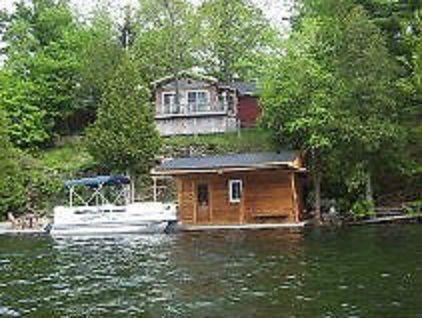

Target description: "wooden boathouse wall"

left=174, top=169, right=303, bottom=225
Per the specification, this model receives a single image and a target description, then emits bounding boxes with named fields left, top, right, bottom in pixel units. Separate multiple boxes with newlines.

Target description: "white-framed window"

left=229, top=179, right=243, bottom=203
left=187, top=90, right=209, bottom=112
left=162, top=92, right=178, bottom=114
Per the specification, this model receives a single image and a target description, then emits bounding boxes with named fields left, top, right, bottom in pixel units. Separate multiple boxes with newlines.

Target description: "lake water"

left=1, top=225, right=421, bottom=317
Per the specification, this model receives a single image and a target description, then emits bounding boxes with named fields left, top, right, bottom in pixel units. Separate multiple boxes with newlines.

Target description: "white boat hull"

left=50, top=222, right=172, bottom=236
left=50, top=202, right=177, bottom=236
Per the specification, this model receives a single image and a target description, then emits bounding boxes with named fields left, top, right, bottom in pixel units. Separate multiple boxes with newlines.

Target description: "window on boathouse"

left=229, top=179, right=242, bottom=203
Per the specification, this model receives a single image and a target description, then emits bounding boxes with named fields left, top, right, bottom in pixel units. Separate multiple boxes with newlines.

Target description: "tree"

left=0, top=70, right=49, bottom=147
left=262, top=3, right=410, bottom=218
left=133, top=0, right=199, bottom=86
left=295, top=0, right=420, bottom=205
left=0, top=109, right=26, bottom=218
left=198, top=0, right=279, bottom=83
left=77, top=4, right=123, bottom=125
left=86, top=53, right=161, bottom=198
left=334, top=6, right=407, bottom=205
left=260, top=19, right=343, bottom=220
left=0, top=0, right=89, bottom=145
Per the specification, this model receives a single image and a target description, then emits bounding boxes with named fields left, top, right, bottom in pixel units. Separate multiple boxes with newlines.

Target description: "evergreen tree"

left=334, top=6, right=406, bottom=204
left=86, top=53, right=161, bottom=193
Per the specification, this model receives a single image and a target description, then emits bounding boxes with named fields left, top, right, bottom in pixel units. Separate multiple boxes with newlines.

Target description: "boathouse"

left=152, top=152, right=306, bottom=225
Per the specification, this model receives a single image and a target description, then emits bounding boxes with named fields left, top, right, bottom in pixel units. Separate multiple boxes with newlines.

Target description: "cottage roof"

left=151, top=70, right=218, bottom=87
left=231, top=82, right=259, bottom=96
left=153, top=151, right=302, bottom=175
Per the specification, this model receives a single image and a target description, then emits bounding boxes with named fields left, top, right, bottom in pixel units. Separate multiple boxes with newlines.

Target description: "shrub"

left=350, top=200, right=376, bottom=219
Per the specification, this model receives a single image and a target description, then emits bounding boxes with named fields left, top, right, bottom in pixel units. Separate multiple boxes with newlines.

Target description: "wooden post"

left=291, top=172, right=299, bottom=222
left=192, top=179, right=197, bottom=224
left=209, top=182, right=213, bottom=223
left=176, top=178, right=183, bottom=222
left=240, top=179, right=245, bottom=224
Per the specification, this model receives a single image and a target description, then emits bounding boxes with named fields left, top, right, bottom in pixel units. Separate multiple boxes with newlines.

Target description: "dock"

left=178, top=221, right=311, bottom=232
left=0, top=222, right=47, bottom=235
left=349, top=213, right=422, bottom=226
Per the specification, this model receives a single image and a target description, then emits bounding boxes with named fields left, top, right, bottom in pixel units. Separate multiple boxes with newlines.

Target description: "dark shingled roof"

left=231, top=82, right=259, bottom=96
left=156, top=151, right=298, bottom=171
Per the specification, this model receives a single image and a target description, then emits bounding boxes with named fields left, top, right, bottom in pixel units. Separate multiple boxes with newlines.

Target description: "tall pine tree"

left=86, top=53, right=161, bottom=197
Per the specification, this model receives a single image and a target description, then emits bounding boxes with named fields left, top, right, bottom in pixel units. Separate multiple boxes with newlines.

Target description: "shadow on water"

left=0, top=225, right=422, bottom=317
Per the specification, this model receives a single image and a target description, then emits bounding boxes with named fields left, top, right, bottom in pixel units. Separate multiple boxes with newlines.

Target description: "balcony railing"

left=156, top=101, right=230, bottom=117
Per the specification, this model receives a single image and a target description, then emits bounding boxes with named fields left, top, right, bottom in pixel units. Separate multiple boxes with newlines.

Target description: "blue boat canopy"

left=64, top=175, right=130, bottom=188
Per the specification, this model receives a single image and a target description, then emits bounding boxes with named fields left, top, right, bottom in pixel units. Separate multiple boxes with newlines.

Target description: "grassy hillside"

left=39, top=129, right=277, bottom=173
left=38, top=136, right=94, bottom=173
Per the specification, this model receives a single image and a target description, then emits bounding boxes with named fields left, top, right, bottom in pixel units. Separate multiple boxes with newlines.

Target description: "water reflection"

left=0, top=225, right=421, bottom=317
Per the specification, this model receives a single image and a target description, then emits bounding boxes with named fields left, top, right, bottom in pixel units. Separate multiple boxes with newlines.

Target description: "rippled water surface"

left=1, top=225, right=422, bottom=317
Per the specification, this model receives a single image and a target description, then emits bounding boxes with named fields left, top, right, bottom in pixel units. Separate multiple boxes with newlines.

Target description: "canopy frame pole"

left=85, top=183, right=110, bottom=207
left=69, top=187, right=74, bottom=207
left=112, top=187, right=127, bottom=205
left=153, top=177, right=158, bottom=202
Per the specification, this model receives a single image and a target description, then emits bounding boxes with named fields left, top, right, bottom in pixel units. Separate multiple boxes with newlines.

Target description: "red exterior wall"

left=237, top=96, right=261, bottom=128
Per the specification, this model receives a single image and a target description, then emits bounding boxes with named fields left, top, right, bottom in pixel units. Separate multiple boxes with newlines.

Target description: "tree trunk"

left=365, top=171, right=374, bottom=204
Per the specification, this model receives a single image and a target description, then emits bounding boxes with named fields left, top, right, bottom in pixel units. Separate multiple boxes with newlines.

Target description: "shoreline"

left=1, top=213, right=421, bottom=236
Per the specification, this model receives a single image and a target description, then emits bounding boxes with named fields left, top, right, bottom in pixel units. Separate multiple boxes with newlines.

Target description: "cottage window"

left=162, top=92, right=179, bottom=114
left=187, top=91, right=208, bottom=112
left=229, top=179, right=242, bottom=203
left=197, top=184, right=209, bottom=206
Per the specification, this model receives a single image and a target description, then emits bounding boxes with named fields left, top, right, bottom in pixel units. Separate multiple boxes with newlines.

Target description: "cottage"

left=152, top=152, right=307, bottom=226
left=152, top=71, right=260, bottom=136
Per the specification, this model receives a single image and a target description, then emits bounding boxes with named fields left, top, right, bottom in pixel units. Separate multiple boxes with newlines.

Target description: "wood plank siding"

left=237, top=96, right=260, bottom=128
left=175, top=169, right=303, bottom=225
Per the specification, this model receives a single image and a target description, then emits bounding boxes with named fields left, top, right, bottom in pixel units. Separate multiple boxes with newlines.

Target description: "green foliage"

left=0, top=110, right=26, bottom=218
left=261, top=2, right=413, bottom=214
left=404, top=200, right=422, bottom=215
left=0, top=0, right=90, bottom=146
left=164, top=129, right=276, bottom=156
left=133, top=0, right=199, bottom=83
left=86, top=54, right=161, bottom=175
left=350, top=199, right=376, bottom=219
left=0, top=71, right=49, bottom=147
left=78, top=4, right=123, bottom=114
left=40, top=136, right=94, bottom=173
left=261, top=17, right=342, bottom=152
left=197, top=0, right=278, bottom=82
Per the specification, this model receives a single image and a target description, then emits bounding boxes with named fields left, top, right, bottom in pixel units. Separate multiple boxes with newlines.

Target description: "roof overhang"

left=64, top=175, right=130, bottom=188
left=151, top=163, right=307, bottom=176
left=152, top=71, right=218, bottom=87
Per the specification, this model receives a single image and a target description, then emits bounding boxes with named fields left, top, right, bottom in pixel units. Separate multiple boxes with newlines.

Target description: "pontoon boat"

left=49, top=176, right=177, bottom=236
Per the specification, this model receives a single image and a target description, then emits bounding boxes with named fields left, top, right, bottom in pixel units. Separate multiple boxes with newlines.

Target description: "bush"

left=0, top=164, right=27, bottom=219
left=350, top=200, right=376, bottom=219
left=404, top=200, right=422, bottom=215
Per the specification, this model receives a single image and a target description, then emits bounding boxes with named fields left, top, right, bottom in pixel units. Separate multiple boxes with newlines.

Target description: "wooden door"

left=196, top=183, right=211, bottom=223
